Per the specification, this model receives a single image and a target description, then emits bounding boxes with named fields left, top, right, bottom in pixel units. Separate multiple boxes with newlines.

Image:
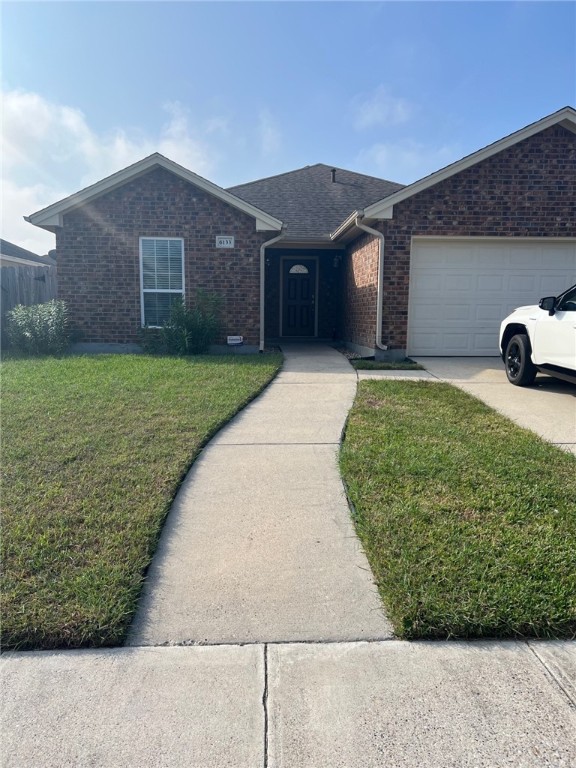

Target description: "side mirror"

left=539, top=296, right=556, bottom=316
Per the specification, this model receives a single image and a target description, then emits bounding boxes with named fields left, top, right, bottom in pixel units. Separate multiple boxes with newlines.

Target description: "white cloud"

left=1, top=179, right=62, bottom=255
left=158, top=101, right=217, bottom=176
left=1, top=89, right=221, bottom=252
left=357, top=139, right=461, bottom=185
left=258, top=108, right=282, bottom=157
left=353, top=86, right=414, bottom=131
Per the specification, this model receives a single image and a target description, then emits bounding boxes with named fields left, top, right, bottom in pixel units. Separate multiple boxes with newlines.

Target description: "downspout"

left=355, top=216, right=388, bottom=351
left=259, top=232, right=284, bottom=352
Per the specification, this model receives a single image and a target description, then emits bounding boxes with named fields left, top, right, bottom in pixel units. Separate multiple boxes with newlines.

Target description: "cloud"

left=1, top=179, right=64, bottom=255
left=1, top=89, right=222, bottom=253
left=353, top=86, right=413, bottom=131
left=258, top=108, right=282, bottom=157
left=357, top=139, right=461, bottom=184
left=158, top=101, right=218, bottom=176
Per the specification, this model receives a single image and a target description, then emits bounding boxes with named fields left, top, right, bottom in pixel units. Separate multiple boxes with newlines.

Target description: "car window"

left=557, top=286, right=576, bottom=311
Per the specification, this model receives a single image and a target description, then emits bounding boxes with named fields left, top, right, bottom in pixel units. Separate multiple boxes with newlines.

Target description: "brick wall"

left=342, top=232, right=379, bottom=349
left=57, top=167, right=274, bottom=345
left=344, top=125, right=576, bottom=352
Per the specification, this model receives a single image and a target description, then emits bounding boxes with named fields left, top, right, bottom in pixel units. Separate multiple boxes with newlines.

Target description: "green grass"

left=340, top=380, right=576, bottom=640
left=1, top=353, right=282, bottom=650
left=351, top=359, right=424, bottom=370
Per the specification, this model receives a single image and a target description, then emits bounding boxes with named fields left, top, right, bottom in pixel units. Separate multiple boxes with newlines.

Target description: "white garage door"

left=407, top=238, right=576, bottom=356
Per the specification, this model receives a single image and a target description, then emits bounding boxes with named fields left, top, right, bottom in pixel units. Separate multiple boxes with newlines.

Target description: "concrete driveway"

left=413, top=357, right=576, bottom=454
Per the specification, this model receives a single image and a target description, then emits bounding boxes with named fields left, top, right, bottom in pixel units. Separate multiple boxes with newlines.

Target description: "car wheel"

left=505, top=334, right=537, bottom=386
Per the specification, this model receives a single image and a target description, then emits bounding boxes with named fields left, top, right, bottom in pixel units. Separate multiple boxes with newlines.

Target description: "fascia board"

left=364, top=106, right=576, bottom=220
left=27, top=154, right=283, bottom=232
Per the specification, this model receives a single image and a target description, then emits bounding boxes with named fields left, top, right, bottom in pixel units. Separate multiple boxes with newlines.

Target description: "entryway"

left=281, top=258, right=317, bottom=337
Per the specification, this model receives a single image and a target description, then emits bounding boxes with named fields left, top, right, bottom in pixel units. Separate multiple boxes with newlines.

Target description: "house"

left=0, top=239, right=56, bottom=268
left=26, top=107, right=576, bottom=358
left=0, top=239, right=58, bottom=321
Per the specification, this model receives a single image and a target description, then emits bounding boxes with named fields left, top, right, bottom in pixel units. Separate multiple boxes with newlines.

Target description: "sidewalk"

left=128, top=343, right=391, bottom=645
left=2, top=345, right=575, bottom=767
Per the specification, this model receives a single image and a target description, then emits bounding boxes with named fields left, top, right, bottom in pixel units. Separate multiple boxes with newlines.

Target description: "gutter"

left=330, top=210, right=362, bottom=241
left=355, top=216, right=388, bottom=352
left=259, top=232, right=285, bottom=352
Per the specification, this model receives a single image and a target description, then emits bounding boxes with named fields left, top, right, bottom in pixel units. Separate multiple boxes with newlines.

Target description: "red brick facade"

left=343, top=125, right=576, bottom=353
left=54, top=124, right=575, bottom=352
left=57, top=167, right=274, bottom=345
left=341, top=233, right=379, bottom=349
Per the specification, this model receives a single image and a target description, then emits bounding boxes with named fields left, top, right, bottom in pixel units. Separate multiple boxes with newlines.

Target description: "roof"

left=228, top=164, right=404, bottom=241
left=24, top=107, right=575, bottom=246
left=333, top=106, right=576, bottom=239
left=0, top=239, right=56, bottom=267
left=26, top=154, right=283, bottom=234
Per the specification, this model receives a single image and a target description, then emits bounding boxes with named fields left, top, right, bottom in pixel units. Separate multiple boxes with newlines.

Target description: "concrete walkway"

left=2, top=345, right=575, bottom=767
left=128, top=343, right=391, bottom=645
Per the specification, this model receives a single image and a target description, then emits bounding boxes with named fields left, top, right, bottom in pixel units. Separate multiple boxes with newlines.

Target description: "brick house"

left=27, top=106, right=576, bottom=357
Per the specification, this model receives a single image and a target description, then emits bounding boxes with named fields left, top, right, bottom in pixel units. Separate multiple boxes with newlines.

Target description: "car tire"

left=505, top=333, right=537, bottom=386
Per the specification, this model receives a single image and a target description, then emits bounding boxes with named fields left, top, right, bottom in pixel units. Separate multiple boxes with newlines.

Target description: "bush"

left=5, top=300, right=71, bottom=356
left=141, top=291, right=222, bottom=356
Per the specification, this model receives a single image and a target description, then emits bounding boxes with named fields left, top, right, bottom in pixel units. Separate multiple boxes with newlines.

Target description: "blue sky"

left=2, top=1, right=575, bottom=253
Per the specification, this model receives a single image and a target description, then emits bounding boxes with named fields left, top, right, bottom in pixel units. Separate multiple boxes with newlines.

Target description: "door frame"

left=279, top=255, right=319, bottom=338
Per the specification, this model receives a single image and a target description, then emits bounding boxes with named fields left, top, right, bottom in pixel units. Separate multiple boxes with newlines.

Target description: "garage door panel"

left=509, top=274, right=537, bottom=292
left=477, top=274, right=504, bottom=292
left=473, top=333, right=499, bottom=355
left=476, top=304, right=503, bottom=321
left=541, top=244, right=576, bottom=267
left=408, top=240, right=576, bottom=356
left=539, top=275, right=571, bottom=294
left=445, top=275, right=472, bottom=291
left=443, top=333, right=474, bottom=353
left=411, top=303, right=444, bottom=322
left=445, top=304, right=473, bottom=321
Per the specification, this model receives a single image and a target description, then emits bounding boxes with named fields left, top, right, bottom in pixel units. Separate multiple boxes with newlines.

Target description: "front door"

left=282, top=259, right=317, bottom=337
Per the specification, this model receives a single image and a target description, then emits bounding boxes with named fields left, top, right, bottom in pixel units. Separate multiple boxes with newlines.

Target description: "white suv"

left=499, top=284, right=576, bottom=386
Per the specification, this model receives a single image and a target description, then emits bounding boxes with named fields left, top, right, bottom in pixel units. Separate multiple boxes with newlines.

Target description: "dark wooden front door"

left=282, top=259, right=317, bottom=337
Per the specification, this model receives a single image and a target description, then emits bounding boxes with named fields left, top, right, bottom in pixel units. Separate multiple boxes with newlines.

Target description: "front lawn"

left=340, top=380, right=576, bottom=640
left=1, top=353, right=281, bottom=650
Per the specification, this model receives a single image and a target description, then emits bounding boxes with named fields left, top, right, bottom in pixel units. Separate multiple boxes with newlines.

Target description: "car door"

left=532, top=286, right=576, bottom=369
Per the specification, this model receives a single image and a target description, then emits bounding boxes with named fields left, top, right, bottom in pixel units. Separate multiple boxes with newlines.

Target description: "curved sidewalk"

left=128, top=343, right=392, bottom=646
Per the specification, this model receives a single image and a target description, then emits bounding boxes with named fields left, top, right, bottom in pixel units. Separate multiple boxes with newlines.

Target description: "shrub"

left=141, top=291, right=222, bottom=356
left=5, top=300, right=71, bottom=356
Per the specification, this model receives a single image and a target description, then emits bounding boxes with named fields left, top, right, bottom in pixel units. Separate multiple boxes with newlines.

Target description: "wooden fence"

left=0, top=265, right=58, bottom=321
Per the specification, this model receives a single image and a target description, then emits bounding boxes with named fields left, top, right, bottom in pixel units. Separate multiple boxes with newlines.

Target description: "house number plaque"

left=216, top=236, right=234, bottom=248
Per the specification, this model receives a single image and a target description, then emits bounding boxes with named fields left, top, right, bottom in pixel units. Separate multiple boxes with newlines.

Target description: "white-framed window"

left=139, top=237, right=185, bottom=327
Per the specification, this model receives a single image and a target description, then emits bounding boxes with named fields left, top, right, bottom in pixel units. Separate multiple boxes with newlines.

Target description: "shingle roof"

left=0, top=239, right=56, bottom=266
left=228, top=164, right=404, bottom=240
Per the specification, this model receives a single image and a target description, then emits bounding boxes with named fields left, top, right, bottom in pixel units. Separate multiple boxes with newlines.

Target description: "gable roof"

left=0, top=239, right=56, bottom=267
left=228, top=164, right=404, bottom=241
left=332, top=106, right=576, bottom=239
left=26, top=154, right=283, bottom=233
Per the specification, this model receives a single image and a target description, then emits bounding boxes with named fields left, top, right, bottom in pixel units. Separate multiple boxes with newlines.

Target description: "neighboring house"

left=0, top=239, right=56, bottom=268
left=26, top=107, right=576, bottom=357
left=0, top=239, right=58, bottom=321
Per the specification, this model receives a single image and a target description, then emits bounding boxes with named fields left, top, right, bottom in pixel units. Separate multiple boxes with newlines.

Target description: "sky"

left=2, top=0, right=575, bottom=255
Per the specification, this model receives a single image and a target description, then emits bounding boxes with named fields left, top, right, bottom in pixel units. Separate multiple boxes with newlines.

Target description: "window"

left=557, top=286, right=576, bottom=312
left=289, top=264, right=309, bottom=274
left=140, top=238, right=184, bottom=326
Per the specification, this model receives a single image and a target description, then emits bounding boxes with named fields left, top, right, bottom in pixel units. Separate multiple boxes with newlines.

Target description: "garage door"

left=407, top=239, right=576, bottom=356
